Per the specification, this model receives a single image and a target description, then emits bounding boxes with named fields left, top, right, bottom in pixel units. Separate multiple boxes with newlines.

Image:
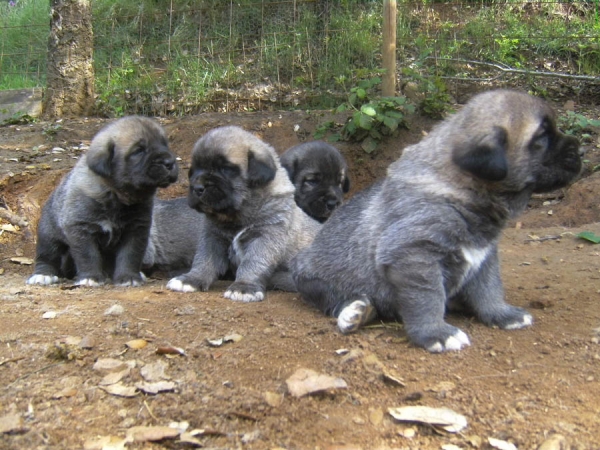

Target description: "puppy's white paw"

left=26, top=274, right=59, bottom=286
left=224, top=289, right=264, bottom=303
left=75, top=278, right=103, bottom=287
left=166, top=278, right=197, bottom=293
left=426, top=330, right=471, bottom=353
left=503, top=313, right=533, bottom=330
left=337, top=298, right=375, bottom=334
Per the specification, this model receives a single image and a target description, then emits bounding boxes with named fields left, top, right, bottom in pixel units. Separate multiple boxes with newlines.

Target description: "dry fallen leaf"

left=125, top=425, right=180, bottom=442
left=224, top=333, right=243, bottom=343
left=82, top=435, right=128, bottom=450
left=0, top=413, right=25, bottom=434
left=155, top=346, right=185, bottom=356
left=286, top=368, right=347, bottom=397
left=135, top=380, right=176, bottom=394
left=98, top=382, right=138, bottom=398
left=140, top=361, right=169, bottom=382
left=388, top=406, right=467, bottom=433
left=10, top=256, right=33, bottom=265
left=207, top=338, right=224, bottom=347
left=93, top=358, right=135, bottom=373
left=99, top=368, right=131, bottom=386
left=125, top=338, right=148, bottom=350
left=263, top=391, right=284, bottom=407
left=488, top=437, right=517, bottom=450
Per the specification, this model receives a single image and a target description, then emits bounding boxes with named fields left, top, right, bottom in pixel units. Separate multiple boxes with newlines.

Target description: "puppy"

left=142, top=197, right=203, bottom=275
left=166, top=125, right=321, bottom=301
left=280, top=141, right=350, bottom=222
left=291, top=90, right=581, bottom=352
left=27, top=116, right=178, bottom=287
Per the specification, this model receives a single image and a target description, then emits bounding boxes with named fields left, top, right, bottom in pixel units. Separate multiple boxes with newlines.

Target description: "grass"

left=0, top=0, right=598, bottom=116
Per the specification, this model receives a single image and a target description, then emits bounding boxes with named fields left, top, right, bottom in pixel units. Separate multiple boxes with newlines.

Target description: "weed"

left=1, top=112, right=35, bottom=126
left=42, top=123, right=62, bottom=138
left=320, top=77, right=415, bottom=153
left=558, top=111, right=600, bottom=143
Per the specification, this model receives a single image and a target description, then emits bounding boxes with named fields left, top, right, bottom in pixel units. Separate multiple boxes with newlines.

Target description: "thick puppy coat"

left=292, top=90, right=581, bottom=352
left=280, top=141, right=350, bottom=222
left=143, top=197, right=203, bottom=275
left=166, top=126, right=321, bottom=301
left=27, top=116, right=178, bottom=287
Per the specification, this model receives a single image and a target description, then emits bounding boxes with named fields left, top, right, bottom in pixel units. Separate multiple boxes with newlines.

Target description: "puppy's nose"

left=193, top=184, right=205, bottom=196
left=326, top=198, right=340, bottom=211
left=164, top=159, right=176, bottom=171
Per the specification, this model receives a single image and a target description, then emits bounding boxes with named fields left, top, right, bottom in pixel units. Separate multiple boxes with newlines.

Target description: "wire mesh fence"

left=1, top=0, right=599, bottom=116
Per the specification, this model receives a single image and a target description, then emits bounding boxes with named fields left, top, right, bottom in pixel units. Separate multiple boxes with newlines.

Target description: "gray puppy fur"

left=27, top=116, right=178, bottom=287
left=291, top=90, right=582, bottom=352
left=142, top=197, right=203, bottom=275
left=166, top=125, right=321, bottom=301
left=280, top=141, right=350, bottom=222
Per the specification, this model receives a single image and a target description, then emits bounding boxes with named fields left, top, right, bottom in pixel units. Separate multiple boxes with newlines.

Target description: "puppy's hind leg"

left=460, top=250, right=533, bottom=330
left=294, top=276, right=376, bottom=333
left=27, top=238, right=67, bottom=286
left=336, top=295, right=377, bottom=334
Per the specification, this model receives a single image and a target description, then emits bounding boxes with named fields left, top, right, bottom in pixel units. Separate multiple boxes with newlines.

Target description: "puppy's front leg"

left=458, top=248, right=533, bottom=330
left=384, top=261, right=470, bottom=353
left=225, top=227, right=283, bottom=302
left=113, top=226, right=150, bottom=287
left=64, top=227, right=106, bottom=286
left=166, top=234, right=229, bottom=293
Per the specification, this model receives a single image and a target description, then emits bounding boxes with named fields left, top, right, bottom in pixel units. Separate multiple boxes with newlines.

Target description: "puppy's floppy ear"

left=281, top=156, right=297, bottom=182
left=86, top=139, right=115, bottom=179
left=342, top=174, right=350, bottom=193
left=247, top=149, right=276, bottom=188
left=452, top=126, right=508, bottom=181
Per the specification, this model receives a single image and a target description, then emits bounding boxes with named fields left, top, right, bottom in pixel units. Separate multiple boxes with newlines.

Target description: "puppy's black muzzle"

left=534, top=133, right=582, bottom=193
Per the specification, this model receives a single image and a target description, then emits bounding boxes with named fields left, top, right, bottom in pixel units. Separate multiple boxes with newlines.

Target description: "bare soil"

left=1, top=105, right=599, bottom=450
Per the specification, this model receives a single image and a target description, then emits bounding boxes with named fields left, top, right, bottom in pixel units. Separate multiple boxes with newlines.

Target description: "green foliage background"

left=0, top=0, right=599, bottom=116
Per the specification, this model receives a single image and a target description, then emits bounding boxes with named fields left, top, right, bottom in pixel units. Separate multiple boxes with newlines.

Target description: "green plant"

left=42, top=123, right=62, bottom=137
left=576, top=231, right=600, bottom=244
left=1, top=112, right=35, bottom=126
left=558, top=111, right=600, bottom=143
left=401, top=68, right=453, bottom=120
left=329, top=77, right=415, bottom=153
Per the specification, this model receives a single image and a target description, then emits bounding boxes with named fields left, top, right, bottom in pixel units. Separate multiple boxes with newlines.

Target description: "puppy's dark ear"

left=280, top=157, right=297, bottom=182
left=87, top=139, right=115, bottom=178
left=342, top=174, right=351, bottom=193
left=452, top=126, right=508, bottom=181
left=247, top=149, right=276, bottom=188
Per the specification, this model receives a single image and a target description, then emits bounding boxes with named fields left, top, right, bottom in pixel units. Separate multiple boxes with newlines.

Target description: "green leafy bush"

left=321, top=77, right=415, bottom=153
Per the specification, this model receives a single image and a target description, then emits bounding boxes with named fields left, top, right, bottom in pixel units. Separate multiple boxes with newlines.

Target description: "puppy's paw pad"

left=503, top=313, right=533, bottom=330
left=26, top=274, right=59, bottom=286
left=166, top=278, right=197, bottom=293
left=426, top=330, right=470, bottom=353
left=224, top=289, right=264, bottom=303
left=75, top=278, right=103, bottom=287
left=337, top=299, right=375, bottom=334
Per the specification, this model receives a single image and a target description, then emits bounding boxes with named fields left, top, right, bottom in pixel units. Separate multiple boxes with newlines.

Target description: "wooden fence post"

left=382, top=0, right=397, bottom=97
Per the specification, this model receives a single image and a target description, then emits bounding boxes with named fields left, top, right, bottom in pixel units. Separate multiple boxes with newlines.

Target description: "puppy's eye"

left=131, top=145, right=146, bottom=156
left=220, top=165, right=240, bottom=177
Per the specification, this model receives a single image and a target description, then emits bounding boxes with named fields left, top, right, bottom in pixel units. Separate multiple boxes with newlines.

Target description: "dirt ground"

left=0, top=103, right=599, bottom=450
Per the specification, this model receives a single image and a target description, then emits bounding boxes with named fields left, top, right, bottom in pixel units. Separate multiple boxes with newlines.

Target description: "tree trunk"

left=43, top=0, right=94, bottom=118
